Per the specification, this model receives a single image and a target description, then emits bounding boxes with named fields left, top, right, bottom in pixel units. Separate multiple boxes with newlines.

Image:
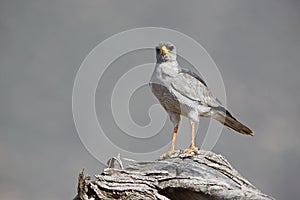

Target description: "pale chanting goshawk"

left=149, top=42, right=253, bottom=157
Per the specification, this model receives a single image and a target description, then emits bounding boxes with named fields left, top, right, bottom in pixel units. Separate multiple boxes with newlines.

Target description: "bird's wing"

left=171, top=68, right=221, bottom=107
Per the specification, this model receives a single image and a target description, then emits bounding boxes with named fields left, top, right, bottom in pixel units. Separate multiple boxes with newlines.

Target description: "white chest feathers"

left=156, top=62, right=179, bottom=79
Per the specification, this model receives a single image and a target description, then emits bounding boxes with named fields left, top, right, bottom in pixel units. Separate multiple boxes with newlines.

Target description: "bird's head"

left=155, top=42, right=177, bottom=63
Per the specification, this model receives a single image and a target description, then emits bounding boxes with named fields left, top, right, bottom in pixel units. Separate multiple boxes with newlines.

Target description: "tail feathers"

left=212, top=106, right=254, bottom=136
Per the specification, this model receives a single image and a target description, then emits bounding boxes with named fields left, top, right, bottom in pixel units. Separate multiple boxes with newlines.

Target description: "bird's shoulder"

left=170, top=67, right=221, bottom=107
left=178, top=68, right=207, bottom=87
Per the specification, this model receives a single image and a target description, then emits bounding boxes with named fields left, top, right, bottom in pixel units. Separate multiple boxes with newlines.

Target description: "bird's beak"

left=159, top=45, right=170, bottom=55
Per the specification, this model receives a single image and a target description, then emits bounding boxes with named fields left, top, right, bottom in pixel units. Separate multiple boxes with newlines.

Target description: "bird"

left=149, top=42, right=253, bottom=158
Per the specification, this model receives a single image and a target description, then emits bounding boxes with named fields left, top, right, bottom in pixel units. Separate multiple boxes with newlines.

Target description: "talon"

left=160, top=149, right=180, bottom=159
left=184, top=146, right=199, bottom=154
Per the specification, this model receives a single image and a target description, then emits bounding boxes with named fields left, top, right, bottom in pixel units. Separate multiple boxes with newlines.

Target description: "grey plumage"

left=149, top=42, right=253, bottom=140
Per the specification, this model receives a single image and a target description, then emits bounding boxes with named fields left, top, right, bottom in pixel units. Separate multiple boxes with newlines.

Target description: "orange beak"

left=159, top=45, right=170, bottom=55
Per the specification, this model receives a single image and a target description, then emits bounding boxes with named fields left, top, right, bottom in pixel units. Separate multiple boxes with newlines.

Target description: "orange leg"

left=170, top=125, right=178, bottom=152
left=160, top=125, right=180, bottom=159
left=184, top=121, right=198, bottom=154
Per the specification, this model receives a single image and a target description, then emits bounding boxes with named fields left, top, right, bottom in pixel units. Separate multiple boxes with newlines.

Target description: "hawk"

left=149, top=42, right=253, bottom=157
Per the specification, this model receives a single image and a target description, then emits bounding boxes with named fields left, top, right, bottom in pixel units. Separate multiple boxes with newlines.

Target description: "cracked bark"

left=73, top=150, right=274, bottom=200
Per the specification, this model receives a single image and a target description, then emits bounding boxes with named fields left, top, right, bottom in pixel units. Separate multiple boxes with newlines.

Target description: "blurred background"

left=1, top=0, right=300, bottom=199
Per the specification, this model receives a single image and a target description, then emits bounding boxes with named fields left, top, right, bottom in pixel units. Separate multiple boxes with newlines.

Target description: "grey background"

left=1, top=0, right=299, bottom=199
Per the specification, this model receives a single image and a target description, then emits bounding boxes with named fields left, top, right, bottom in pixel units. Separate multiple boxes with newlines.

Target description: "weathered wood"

left=74, top=150, right=273, bottom=200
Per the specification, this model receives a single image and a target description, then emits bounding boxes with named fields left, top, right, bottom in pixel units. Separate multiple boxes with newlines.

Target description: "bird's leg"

left=160, top=125, right=180, bottom=159
left=170, top=125, right=179, bottom=152
left=184, top=120, right=199, bottom=154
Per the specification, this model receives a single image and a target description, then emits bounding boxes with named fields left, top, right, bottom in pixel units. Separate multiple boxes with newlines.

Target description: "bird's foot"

left=183, top=146, right=199, bottom=155
left=159, top=149, right=180, bottom=160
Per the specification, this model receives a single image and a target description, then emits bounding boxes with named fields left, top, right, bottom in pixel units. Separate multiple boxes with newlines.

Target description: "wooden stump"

left=74, top=150, right=273, bottom=200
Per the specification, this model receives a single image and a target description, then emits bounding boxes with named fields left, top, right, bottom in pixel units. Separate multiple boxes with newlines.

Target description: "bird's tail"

left=212, top=106, right=254, bottom=136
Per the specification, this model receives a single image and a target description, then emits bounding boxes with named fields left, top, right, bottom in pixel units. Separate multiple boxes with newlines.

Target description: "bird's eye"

left=169, top=46, right=174, bottom=51
left=155, top=47, right=160, bottom=52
